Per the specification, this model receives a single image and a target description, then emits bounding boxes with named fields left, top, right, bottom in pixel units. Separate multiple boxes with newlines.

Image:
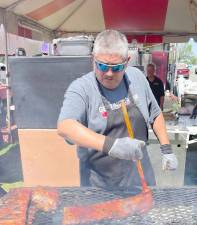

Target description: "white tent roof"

left=1, top=0, right=197, bottom=42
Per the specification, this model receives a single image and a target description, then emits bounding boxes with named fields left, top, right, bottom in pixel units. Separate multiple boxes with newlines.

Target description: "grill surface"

left=31, top=187, right=197, bottom=225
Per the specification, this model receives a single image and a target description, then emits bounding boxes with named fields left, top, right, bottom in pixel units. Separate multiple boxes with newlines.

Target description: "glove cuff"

left=160, top=144, right=173, bottom=154
left=102, top=136, right=116, bottom=154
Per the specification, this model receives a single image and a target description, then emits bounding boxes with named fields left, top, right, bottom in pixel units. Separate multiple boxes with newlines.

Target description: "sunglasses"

left=95, top=60, right=127, bottom=73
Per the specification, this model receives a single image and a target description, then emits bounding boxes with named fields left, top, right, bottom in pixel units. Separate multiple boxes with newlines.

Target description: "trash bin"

left=184, top=141, right=197, bottom=185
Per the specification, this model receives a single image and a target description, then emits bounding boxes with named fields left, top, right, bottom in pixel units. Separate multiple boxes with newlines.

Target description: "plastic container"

left=56, top=38, right=93, bottom=56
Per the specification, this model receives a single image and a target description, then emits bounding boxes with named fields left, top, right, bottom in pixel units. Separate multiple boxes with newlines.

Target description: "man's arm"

left=159, top=79, right=165, bottom=110
left=145, top=76, right=178, bottom=170
left=152, top=112, right=169, bottom=145
left=57, top=119, right=145, bottom=161
left=57, top=119, right=105, bottom=151
left=160, top=96, right=164, bottom=111
left=152, top=113, right=178, bottom=171
left=58, top=119, right=145, bottom=161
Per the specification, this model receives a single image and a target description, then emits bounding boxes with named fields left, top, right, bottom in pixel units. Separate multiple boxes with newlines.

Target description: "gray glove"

left=162, top=153, right=178, bottom=170
left=103, top=137, right=145, bottom=161
left=160, top=144, right=178, bottom=170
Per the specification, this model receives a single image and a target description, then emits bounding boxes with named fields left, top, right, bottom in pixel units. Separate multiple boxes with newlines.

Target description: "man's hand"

left=160, top=144, right=178, bottom=170
left=103, top=137, right=145, bottom=161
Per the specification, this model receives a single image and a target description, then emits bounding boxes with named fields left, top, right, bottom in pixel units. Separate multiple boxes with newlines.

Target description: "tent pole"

left=3, top=12, right=12, bottom=143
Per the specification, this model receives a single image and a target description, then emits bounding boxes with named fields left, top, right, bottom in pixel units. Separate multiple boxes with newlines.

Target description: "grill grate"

left=31, top=187, right=197, bottom=225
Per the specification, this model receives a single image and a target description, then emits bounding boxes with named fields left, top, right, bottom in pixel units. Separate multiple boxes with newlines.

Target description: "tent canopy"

left=1, top=0, right=197, bottom=42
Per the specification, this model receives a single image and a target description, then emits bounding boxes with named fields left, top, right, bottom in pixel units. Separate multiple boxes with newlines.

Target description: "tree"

left=177, top=43, right=197, bottom=65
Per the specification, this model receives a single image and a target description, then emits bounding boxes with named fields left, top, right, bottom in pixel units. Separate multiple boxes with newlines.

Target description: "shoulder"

left=125, top=66, right=149, bottom=89
left=155, top=76, right=163, bottom=84
left=126, top=66, right=147, bottom=82
left=67, top=71, right=95, bottom=93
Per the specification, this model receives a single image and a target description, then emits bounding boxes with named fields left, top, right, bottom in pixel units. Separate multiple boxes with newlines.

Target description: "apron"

left=80, top=82, right=156, bottom=191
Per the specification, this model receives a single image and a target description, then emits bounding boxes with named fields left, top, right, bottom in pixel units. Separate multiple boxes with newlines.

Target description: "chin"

left=103, top=82, right=117, bottom=90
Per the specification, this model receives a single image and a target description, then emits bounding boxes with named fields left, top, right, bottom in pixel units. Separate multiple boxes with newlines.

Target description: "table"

left=149, top=115, right=197, bottom=149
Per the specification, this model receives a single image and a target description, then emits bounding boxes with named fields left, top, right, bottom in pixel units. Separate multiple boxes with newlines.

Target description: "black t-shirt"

left=147, top=76, right=164, bottom=106
left=165, top=80, right=171, bottom=91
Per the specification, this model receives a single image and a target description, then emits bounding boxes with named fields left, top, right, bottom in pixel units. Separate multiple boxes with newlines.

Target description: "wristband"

left=102, top=136, right=116, bottom=154
left=160, top=144, right=173, bottom=154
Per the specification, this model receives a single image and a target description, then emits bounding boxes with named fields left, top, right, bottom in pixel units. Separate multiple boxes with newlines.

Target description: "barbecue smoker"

left=0, top=186, right=196, bottom=225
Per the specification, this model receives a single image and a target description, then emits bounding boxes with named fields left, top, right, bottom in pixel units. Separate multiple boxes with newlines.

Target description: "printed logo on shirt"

left=99, top=105, right=108, bottom=118
left=99, top=97, right=130, bottom=118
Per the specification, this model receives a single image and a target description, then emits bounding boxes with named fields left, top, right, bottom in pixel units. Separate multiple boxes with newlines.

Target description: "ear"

left=91, top=54, right=96, bottom=71
left=125, top=56, right=131, bottom=66
left=91, top=54, right=95, bottom=66
left=91, top=53, right=94, bottom=62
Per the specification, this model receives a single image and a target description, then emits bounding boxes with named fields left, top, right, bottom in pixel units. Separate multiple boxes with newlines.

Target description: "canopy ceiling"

left=1, top=0, right=197, bottom=42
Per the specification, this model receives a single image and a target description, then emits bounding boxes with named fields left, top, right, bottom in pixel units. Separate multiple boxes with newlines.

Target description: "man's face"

left=94, top=54, right=128, bottom=90
left=147, top=65, right=155, bottom=78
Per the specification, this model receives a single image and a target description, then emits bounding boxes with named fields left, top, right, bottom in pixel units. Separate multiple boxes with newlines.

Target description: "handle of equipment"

left=121, top=100, right=148, bottom=191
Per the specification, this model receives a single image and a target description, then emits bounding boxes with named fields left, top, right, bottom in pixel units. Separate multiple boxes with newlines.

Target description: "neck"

left=148, top=75, right=155, bottom=82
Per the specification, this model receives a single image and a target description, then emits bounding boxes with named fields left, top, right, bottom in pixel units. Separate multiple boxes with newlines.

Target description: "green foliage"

left=177, top=43, right=197, bottom=65
left=0, top=56, right=5, bottom=64
left=1, top=181, right=23, bottom=192
left=0, top=143, right=18, bottom=155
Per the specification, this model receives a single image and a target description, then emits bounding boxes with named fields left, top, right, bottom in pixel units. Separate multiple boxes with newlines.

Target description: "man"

left=57, top=30, right=178, bottom=191
left=52, top=43, right=59, bottom=55
left=146, top=63, right=165, bottom=110
left=165, top=80, right=171, bottom=92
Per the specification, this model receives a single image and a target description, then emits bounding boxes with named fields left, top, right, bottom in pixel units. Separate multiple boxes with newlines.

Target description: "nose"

left=105, top=68, right=113, bottom=77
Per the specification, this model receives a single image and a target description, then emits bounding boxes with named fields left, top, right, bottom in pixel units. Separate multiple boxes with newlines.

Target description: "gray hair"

left=147, top=63, right=156, bottom=69
left=93, top=30, right=128, bottom=59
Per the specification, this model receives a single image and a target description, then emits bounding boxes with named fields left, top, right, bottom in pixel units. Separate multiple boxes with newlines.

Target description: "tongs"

left=120, top=100, right=149, bottom=192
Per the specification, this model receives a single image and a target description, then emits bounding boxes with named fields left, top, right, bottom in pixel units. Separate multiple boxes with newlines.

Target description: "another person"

left=190, top=104, right=197, bottom=119
left=57, top=30, right=178, bottom=191
left=165, top=80, right=171, bottom=92
left=52, top=43, right=59, bottom=55
left=177, top=75, right=186, bottom=99
left=146, top=63, right=165, bottom=110
left=165, top=79, right=179, bottom=103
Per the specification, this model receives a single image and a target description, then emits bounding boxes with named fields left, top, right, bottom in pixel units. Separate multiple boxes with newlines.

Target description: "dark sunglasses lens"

left=111, top=64, right=125, bottom=72
left=96, top=62, right=109, bottom=72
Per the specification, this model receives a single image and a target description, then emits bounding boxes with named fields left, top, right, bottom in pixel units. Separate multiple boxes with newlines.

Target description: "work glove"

left=103, top=136, right=145, bottom=161
left=160, top=144, right=178, bottom=170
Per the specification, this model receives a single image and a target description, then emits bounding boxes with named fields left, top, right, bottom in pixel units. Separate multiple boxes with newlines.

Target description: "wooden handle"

left=120, top=100, right=148, bottom=191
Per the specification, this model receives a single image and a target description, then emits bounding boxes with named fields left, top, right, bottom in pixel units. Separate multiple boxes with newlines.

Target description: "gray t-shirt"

left=58, top=66, right=161, bottom=159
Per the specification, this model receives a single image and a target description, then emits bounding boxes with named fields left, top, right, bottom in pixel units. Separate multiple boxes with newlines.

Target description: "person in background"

left=165, top=80, right=171, bottom=92
left=52, top=43, right=59, bottom=55
left=165, top=79, right=179, bottom=102
left=146, top=63, right=165, bottom=110
left=190, top=104, right=197, bottom=119
left=57, top=30, right=178, bottom=191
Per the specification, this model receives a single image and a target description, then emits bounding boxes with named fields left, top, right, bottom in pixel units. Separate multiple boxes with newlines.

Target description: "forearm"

left=57, top=119, right=105, bottom=151
left=152, top=113, right=170, bottom=145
